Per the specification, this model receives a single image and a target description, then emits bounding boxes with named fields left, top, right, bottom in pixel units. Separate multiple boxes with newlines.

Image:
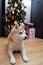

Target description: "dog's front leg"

left=8, top=50, right=16, bottom=64
left=21, top=49, right=28, bottom=62
left=21, top=43, right=28, bottom=62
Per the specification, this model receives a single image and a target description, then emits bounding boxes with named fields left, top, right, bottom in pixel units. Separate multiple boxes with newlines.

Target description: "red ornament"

left=22, top=18, right=24, bottom=22
left=18, top=1, right=21, bottom=4
left=6, top=19, right=10, bottom=23
left=11, top=16, right=14, bottom=21
left=16, top=13, right=19, bottom=16
left=24, top=11, right=26, bottom=14
left=5, top=29, right=8, bottom=32
left=24, top=6, right=26, bottom=8
left=6, top=10, right=9, bottom=16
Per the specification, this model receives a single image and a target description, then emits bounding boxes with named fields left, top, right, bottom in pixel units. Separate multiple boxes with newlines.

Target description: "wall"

left=5, top=0, right=31, bottom=23
left=5, top=0, right=8, bottom=10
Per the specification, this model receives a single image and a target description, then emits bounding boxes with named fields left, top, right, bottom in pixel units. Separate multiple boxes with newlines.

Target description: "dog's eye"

left=19, top=32, right=22, bottom=34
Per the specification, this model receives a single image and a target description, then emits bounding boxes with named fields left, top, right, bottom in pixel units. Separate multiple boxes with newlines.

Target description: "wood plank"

left=0, top=38, right=43, bottom=65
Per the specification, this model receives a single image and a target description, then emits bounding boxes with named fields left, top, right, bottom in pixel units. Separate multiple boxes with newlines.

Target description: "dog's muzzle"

left=24, top=36, right=28, bottom=40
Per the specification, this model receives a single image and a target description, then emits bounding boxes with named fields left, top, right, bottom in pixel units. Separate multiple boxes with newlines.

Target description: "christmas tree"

left=5, top=0, right=26, bottom=35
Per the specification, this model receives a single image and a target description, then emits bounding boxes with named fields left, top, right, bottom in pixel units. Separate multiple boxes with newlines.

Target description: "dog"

left=7, top=24, right=28, bottom=64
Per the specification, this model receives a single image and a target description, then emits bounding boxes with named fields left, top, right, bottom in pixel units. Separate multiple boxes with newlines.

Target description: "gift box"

left=29, top=28, right=35, bottom=38
left=24, top=23, right=34, bottom=38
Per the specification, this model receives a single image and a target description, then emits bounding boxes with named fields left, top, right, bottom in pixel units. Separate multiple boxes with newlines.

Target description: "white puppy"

left=7, top=25, right=28, bottom=64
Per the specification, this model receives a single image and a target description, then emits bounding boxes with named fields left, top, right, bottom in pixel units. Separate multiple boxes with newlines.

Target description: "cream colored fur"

left=7, top=25, right=28, bottom=64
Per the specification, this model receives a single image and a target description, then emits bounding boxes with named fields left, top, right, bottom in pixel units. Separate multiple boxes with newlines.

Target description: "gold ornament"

left=11, top=7, right=15, bottom=14
left=14, top=20, right=18, bottom=25
left=11, top=7, right=15, bottom=11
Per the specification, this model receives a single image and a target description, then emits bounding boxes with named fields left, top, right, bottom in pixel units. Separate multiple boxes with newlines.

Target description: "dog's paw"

left=23, top=56, right=28, bottom=62
left=10, top=58, right=16, bottom=64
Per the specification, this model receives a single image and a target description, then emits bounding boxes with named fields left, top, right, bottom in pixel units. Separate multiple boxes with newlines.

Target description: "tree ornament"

left=18, top=1, right=21, bottom=4
left=11, top=7, right=15, bottom=14
left=14, top=20, right=18, bottom=25
left=11, top=16, right=14, bottom=21
left=14, top=2, right=18, bottom=7
left=24, top=6, right=26, bottom=8
left=11, top=7, right=15, bottom=11
left=12, top=11, right=15, bottom=14
left=16, top=13, right=19, bottom=16
left=22, top=18, right=24, bottom=22
left=6, top=19, right=10, bottom=23
left=5, top=29, right=8, bottom=33
left=18, top=10, right=20, bottom=13
left=24, top=11, right=26, bottom=14
left=5, top=28, right=8, bottom=32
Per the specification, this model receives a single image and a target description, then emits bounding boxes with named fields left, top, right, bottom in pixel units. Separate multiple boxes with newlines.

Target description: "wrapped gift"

left=24, top=23, right=34, bottom=37
left=29, top=28, right=35, bottom=38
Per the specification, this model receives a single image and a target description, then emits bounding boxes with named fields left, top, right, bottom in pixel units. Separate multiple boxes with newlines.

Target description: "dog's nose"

left=24, top=36, right=28, bottom=40
left=25, top=36, right=28, bottom=39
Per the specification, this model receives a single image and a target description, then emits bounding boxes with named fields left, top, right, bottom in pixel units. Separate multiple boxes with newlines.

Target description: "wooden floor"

left=0, top=38, right=43, bottom=65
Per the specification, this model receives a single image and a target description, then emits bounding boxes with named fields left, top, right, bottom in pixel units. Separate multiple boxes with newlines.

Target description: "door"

left=31, top=0, right=43, bottom=38
left=1, top=0, right=5, bottom=36
left=0, top=0, right=2, bottom=37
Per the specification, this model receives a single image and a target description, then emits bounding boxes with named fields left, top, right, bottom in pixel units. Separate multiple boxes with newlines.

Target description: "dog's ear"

left=15, top=23, right=19, bottom=29
left=14, top=21, right=19, bottom=29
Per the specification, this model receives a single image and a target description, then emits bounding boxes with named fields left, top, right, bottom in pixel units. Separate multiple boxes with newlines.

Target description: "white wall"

left=5, top=0, right=31, bottom=23
left=5, top=0, right=8, bottom=10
